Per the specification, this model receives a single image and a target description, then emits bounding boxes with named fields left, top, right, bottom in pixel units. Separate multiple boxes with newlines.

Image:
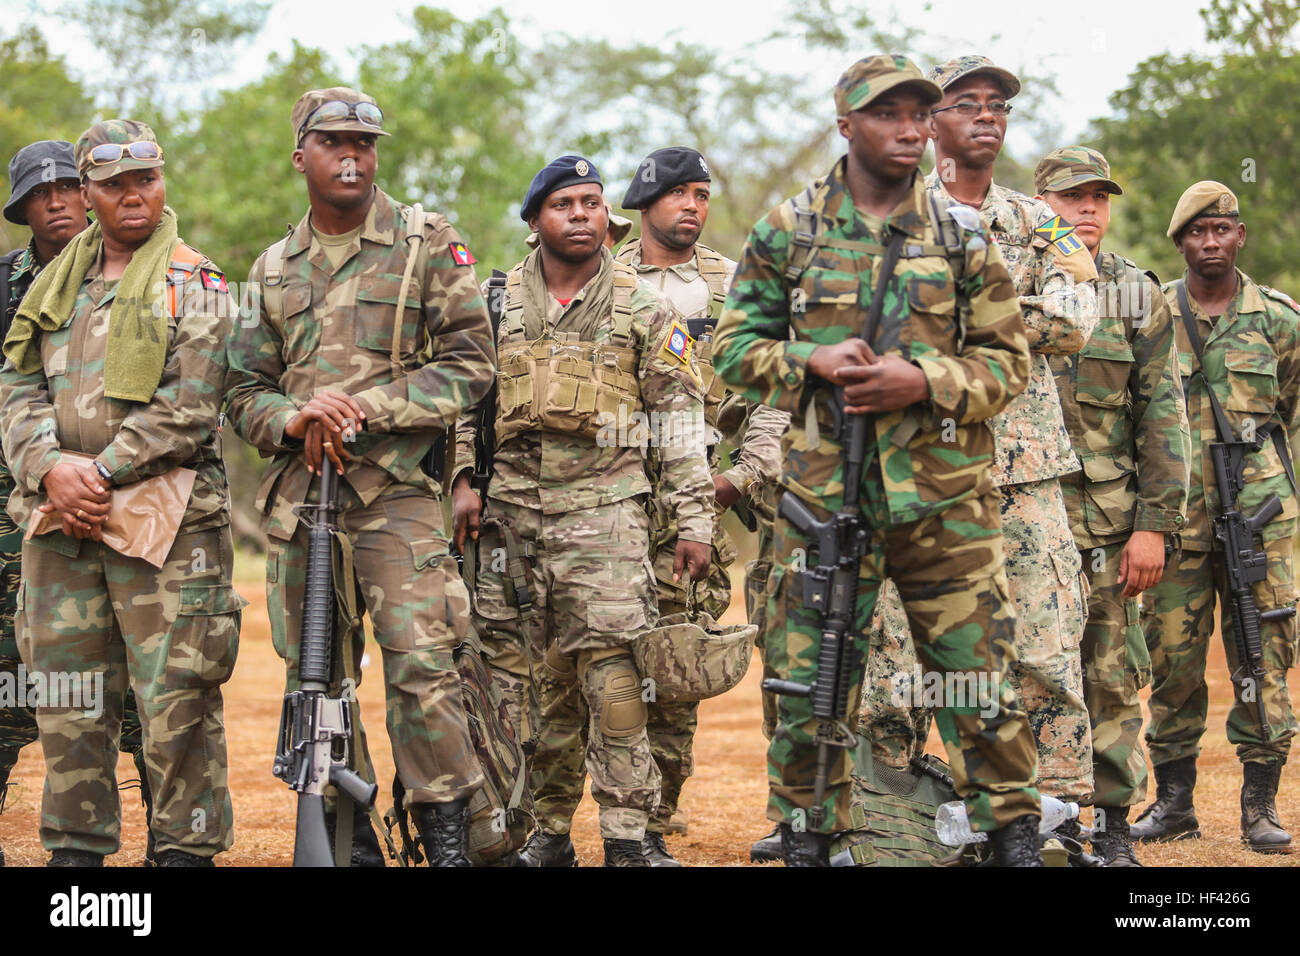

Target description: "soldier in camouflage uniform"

left=226, top=88, right=496, bottom=867
left=0, top=139, right=154, bottom=867
left=1132, top=182, right=1300, bottom=853
left=450, top=154, right=713, bottom=867
left=1034, top=146, right=1191, bottom=866
left=0, top=120, right=242, bottom=866
left=714, top=55, right=1045, bottom=866
left=860, top=59, right=1101, bottom=852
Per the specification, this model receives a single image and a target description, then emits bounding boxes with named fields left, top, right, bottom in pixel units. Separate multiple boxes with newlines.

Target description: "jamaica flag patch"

left=1035, top=215, right=1086, bottom=257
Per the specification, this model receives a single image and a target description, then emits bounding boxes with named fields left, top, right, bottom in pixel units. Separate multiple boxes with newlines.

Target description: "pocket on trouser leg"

left=1124, top=599, right=1151, bottom=691
left=1052, top=551, right=1087, bottom=652
left=166, top=584, right=248, bottom=690
left=266, top=544, right=287, bottom=660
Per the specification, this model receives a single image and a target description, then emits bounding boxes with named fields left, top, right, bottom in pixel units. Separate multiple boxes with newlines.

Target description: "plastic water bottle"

left=935, top=796, right=1079, bottom=846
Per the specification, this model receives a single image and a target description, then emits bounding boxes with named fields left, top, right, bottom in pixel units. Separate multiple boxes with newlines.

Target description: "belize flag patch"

left=663, top=321, right=693, bottom=366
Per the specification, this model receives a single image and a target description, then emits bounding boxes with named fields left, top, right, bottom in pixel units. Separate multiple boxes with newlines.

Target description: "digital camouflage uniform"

left=713, top=158, right=1042, bottom=836
left=0, top=241, right=148, bottom=845
left=0, top=236, right=242, bottom=859
left=226, top=187, right=496, bottom=807
left=1142, top=269, right=1300, bottom=766
left=452, top=247, right=712, bottom=840
left=863, top=175, right=1100, bottom=802
left=1050, top=251, right=1189, bottom=807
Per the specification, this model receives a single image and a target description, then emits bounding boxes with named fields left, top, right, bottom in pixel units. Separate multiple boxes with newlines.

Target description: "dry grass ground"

left=0, top=568, right=1296, bottom=868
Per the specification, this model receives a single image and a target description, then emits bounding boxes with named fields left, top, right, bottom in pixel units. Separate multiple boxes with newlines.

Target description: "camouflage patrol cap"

left=1167, top=180, right=1239, bottom=238
left=291, top=87, right=390, bottom=146
left=74, top=120, right=164, bottom=183
left=927, top=55, right=1021, bottom=98
left=834, top=54, right=942, bottom=116
left=1033, top=146, right=1123, bottom=196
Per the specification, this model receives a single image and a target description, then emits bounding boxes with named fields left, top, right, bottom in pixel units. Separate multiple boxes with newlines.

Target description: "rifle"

left=760, top=227, right=906, bottom=829
left=1176, top=281, right=1296, bottom=741
left=272, top=466, right=378, bottom=866
left=470, top=270, right=508, bottom=500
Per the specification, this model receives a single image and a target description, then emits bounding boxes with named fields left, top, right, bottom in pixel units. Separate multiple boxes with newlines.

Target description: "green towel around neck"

left=4, top=206, right=180, bottom=403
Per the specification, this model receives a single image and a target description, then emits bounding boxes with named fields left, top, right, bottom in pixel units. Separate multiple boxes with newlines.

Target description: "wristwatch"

left=94, top=461, right=113, bottom=486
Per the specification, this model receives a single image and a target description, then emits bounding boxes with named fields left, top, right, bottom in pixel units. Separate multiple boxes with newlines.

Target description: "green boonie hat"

left=291, top=86, right=390, bottom=146
left=1034, top=146, right=1123, bottom=196
left=834, top=54, right=942, bottom=116
left=927, top=55, right=1021, bottom=98
left=1167, top=180, right=1239, bottom=238
left=75, top=119, right=164, bottom=183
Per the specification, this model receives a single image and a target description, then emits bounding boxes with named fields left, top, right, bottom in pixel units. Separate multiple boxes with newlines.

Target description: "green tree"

left=0, top=26, right=95, bottom=253
left=1094, top=0, right=1300, bottom=289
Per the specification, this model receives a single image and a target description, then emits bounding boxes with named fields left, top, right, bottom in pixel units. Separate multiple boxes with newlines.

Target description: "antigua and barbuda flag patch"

left=200, top=268, right=228, bottom=293
left=663, top=321, right=693, bottom=366
left=449, top=242, right=476, bottom=266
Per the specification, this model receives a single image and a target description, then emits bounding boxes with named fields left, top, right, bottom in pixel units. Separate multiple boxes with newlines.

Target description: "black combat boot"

left=155, top=849, right=214, bottom=867
left=779, top=823, right=831, bottom=867
left=138, top=765, right=157, bottom=867
left=641, top=831, right=682, bottom=867
left=325, top=802, right=386, bottom=867
left=1131, top=756, right=1200, bottom=842
left=514, top=829, right=578, bottom=867
left=1090, top=806, right=1141, bottom=867
left=1241, top=760, right=1292, bottom=853
left=414, top=800, right=472, bottom=867
left=47, top=848, right=104, bottom=867
left=1055, top=817, right=1104, bottom=867
left=603, top=837, right=650, bottom=867
left=749, top=825, right=783, bottom=863
left=989, top=814, right=1045, bottom=867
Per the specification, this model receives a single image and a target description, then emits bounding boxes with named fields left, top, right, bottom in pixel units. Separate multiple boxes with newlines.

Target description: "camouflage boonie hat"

left=834, top=54, right=942, bottom=116
left=1034, top=146, right=1123, bottom=196
left=927, top=55, right=1021, bottom=98
left=1167, top=180, right=1239, bottom=238
left=291, top=87, right=390, bottom=146
left=75, top=120, right=164, bottom=183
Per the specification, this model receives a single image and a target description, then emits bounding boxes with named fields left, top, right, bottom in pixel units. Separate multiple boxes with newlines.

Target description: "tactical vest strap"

left=784, top=183, right=820, bottom=283
left=503, top=267, right=527, bottom=337
left=260, top=227, right=293, bottom=327
left=610, top=262, right=637, bottom=345
left=390, top=203, right=426, bottom=377
left=165, top=242, right=206, bottom=318
left=695, top=244, right=731, bottom=320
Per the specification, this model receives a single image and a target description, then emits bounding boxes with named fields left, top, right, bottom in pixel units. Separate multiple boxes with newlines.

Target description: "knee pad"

left=592, top=657, right=646, bottom=740
left=543, top=640, right=576, bottom=679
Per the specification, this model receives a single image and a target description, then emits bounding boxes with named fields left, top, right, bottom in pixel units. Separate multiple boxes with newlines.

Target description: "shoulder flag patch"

left=663, top=321, right=693, bottom=366
left=1034, top=215, right=1076, bottom=244
left=200, top=268, right=228, bottom=293
left=1053, top=232, right=1085, bottom=257
left=449, top=242, right=476, bottom=266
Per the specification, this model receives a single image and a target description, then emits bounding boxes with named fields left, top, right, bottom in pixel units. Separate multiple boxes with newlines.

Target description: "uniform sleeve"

left=712, top=210, right=818, bottom=412
left=0, top=359, right=62, bottom=494
left=224, top=251, right=304, bottom=455
left=95, top=266, right=234, bottom=484
left=1272, top=300, right=1300, bottom=487
left=1018, top=206, right=1100, bottom=355
left=911, top=236, right=1030, bottom=425
left=720, top=401, right=789, bottom=499
left=351, top=221, right=496, bottom=433
left=1129, top=280, right=1191, bottom=533
left=640, top=293, right=714, bottom=544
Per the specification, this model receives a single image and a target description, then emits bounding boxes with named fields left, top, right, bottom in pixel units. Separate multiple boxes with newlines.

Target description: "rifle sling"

left=1175, top=280, right=1298, bottom=496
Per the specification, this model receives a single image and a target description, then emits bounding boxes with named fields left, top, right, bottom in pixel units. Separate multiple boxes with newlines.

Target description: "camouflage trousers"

left=859, top=478, right=1093, bottom=801
left=1141, top=541, right=1298, bottom=765
left=267, top=481, right=481, bottom=805
left=764, top=472, right=1039, bottom=836
left=472, top=495, right=661, bottom=840
left=16, top=524, right=244, bottom=857
left=1079, top=542, right=1150, bottom=807
left=746, top=518, right=780, bottom=743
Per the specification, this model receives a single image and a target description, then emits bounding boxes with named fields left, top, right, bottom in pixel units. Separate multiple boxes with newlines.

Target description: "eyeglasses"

left=931, top=101, right=1013, bottom=116
left=87, top=141, right=164, bottom=166
left=298, top=101, right=384, bottom=141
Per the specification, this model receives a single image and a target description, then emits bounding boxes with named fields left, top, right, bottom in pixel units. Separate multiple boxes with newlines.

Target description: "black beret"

left=621, top=147, right=711, bottom=210
left=5, top=140, right=78, bottom=225
left=520, top=154, right=602, bottom=222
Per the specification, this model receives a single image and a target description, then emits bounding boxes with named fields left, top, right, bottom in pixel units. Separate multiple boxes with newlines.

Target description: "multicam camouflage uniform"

left=0, top=241, right=242, bottom=859
left=714, top=158, right=1043, bottom=836
left=0, top=241, right=149, bottom=849
left=1050, top=252, right=1189, bottom=808
left=452, top=248, right=712, bottom=841
left=1142, top=270, right=1300, bottom=765
left=863, top=175, right=1100, bottom=802
left=227, top=187, right=496, bottom=810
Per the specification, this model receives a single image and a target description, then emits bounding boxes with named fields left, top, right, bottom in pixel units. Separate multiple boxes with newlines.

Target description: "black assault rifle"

left=272, top=466, right=378, bottom=866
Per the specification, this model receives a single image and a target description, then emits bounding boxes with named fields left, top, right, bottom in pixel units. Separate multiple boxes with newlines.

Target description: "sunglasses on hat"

left=297, top=100, right=384, bottom=141
left=87, top=141, right=164, bottom=166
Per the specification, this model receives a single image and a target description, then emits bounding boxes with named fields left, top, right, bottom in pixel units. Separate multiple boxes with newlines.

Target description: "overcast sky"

left=4, top=0, right=1215, bottom=152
